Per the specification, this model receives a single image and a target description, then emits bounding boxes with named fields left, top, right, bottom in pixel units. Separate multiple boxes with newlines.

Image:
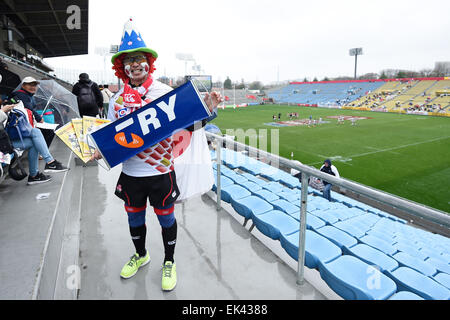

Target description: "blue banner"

left=88, top=80, right=211, bottom=169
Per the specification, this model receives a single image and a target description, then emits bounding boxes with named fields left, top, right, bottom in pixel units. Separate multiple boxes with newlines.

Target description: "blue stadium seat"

left=433, top=273, right=450, bottom=290
left=262, top=181, right=285, bottom=194
left=386, top=267, right=450, bottom=300
left=309, top=210, right=340, bottom=225
left=237, top=180, right=262, bottom=192
left=220, top=184, right=251, bottom=203
left=278, top=191, right=299, bottom=203
left=333, top=221, right=367, bottom=239
left=239, top=173, right=268, bottom=187
left=271, top=199, right=299, bottom=215
left=251, top=210, right=299, bottom=240
left=288, top=211, right=326, bottom=231
left=425, top=258, right=450, bottom=275
left=212, top=175, right=234, bottom=191
left=392, top=252, right=437, bottom=277
left=359, top=235, right=397, bottom=256
left=388, top=291, right=424, bottom=300
left=330, top=208, right=355, bottom=221
left=418, top=248, right=449, bottom=263
left=318, top=255, right=397, bottom=300
left=251, top=189, right=280, bottom=203
left=280, top=230, right=342, bottom=269
left=231, top=196, right=273, bottom=219
left=315, top=225, right=358, bottom=249
left=343, top=244, right=399, bottom=273
left=394, top=243, right=428, bottom=261
left=367, top=229, right=395, bottom=242
left=226, top=173, right=248, bottom=184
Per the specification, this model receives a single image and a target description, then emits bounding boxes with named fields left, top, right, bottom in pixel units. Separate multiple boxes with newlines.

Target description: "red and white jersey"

left=108, top=80, right=175, bottom=177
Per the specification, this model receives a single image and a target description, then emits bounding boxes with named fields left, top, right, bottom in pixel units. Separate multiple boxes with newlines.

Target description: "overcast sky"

left=45, top=0, right=450, bottom=84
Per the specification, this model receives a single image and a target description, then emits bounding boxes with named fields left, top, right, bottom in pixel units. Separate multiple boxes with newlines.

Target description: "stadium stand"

left=267, top=78, right=450, bottom=116
left=221, top=89, right=263, bottom=106
left=211, top=147, right=450, bottom=300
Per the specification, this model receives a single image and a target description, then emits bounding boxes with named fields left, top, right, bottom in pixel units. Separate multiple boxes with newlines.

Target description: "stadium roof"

left=0, top=0, right=88, bottom=58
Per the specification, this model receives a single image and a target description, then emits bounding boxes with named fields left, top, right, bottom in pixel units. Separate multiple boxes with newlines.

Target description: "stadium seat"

left=280, top=230, right=342, bottom=269
left=330, top=208, right=355, bottom=221
left=343, top=244, right=399, bottom=273
left=262, top=181, right=285, bottom=194
left=251, top=189, right=280, bottom=203
left=394, top=243, right=428, bottom=261
left=288, top=211, right=326, bottom=231
left=239, top=173, right=268, bottom=187
left=318, top=255, right=397, bottom=300
left=359, top=235, right=397, bottom=256
left=388, top=291, right=424, bottom=300
left=333, top=221, right=367, bottom=239
left=237, top=180, right=262, bottom=192
left=220, top=184, right=251, bottom=203
left=278, top=191, right=299, bottom=203
left=251, top=210, right=299, bottom=240
left=425, top=258, right=450, bottom=275
left=386, top=267, right=450, bottom=300
left=230, top=196, right=273, bottom=219
left=315, top=225, right=358, bottom=249
left=226, top=172, right=248, bottom=184
left=391, top=252, right=437, bottom=277
left=433, top=273, right=450, bottom=290
left=309, top=210, right=340, bottom=225
left=271, top=199, right=299, bottom=215
left=212, top=175, right=234, bottom=191
left=418, top=248, right=449, bottom=263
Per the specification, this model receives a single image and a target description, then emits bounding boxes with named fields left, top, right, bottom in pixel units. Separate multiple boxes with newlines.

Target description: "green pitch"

left=211, top=104, right=450, bottom=213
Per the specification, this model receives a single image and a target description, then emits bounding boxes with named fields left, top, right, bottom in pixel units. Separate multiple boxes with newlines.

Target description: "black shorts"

left=115, top=171, right=180, bottom=211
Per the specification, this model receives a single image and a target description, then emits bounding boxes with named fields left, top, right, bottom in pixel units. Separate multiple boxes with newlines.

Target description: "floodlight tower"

left=349, top=48, right=363, bottom=79
left=176, top=53, right=195, bottom=75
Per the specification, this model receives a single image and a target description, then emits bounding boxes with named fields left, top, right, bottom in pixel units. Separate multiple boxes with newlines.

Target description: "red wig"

left=112, top=52, right=156, bottom=82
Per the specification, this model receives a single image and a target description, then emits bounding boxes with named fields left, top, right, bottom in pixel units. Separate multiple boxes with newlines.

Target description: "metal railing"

left=205, top=131, right=450, bottom=285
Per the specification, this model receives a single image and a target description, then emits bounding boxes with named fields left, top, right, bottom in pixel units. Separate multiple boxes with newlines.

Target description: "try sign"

left=88, top=80, right=211, bottom=169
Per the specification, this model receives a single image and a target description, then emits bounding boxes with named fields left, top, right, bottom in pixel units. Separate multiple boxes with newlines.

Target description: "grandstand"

left=267, top=78, right=450, bottom=116
left=208, top=144, right=450, bottom=300
left=221, top=89, right=263, bottom=106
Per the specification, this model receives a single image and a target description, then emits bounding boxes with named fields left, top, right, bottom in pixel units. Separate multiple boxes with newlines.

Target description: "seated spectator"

left=319, top=159, right=340, bottom=201
left=1, top=99, right=69, bottom=185
left=10, top=77, right=55, bottom=148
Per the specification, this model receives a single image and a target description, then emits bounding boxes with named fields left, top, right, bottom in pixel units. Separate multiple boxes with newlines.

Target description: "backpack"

left=78, top=82, right=97, bottom=109
left=5, top=109, right=33, bottom=142
left=0, top=128, right=14, bottom=154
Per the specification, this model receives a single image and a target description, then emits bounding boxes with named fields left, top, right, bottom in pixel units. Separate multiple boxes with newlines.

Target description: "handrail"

left=206, top=131, right=450, bottom=285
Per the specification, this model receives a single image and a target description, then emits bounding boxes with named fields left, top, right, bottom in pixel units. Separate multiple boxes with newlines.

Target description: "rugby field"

left=211, top=104, right=450, bottom=213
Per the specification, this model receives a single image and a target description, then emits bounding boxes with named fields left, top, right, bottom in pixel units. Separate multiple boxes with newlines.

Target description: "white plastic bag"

left=174, top=127, right=214, bottom=202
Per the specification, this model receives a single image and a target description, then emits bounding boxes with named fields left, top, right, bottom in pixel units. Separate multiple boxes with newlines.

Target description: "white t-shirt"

left=107, top=80, right=174, bottom=177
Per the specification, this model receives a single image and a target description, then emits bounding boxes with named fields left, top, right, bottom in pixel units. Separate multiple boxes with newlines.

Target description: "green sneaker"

left=120, top=251, right=150, bottom=279
left=161, top=261, right=177, bottom=291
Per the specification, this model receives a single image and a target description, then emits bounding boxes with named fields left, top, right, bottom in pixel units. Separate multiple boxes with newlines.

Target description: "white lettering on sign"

left=115, top=118, right=134, bottom=132
left=113, top=94, right=178, bottom=136
left=156, top=95, right=177, bottom=121
left=138, top=108, right=161, bottom=135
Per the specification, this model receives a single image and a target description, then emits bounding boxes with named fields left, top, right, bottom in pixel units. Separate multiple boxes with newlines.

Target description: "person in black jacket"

left=10, top=77, right=55, bottom=148
left=72, top=73, right=103, bottom=117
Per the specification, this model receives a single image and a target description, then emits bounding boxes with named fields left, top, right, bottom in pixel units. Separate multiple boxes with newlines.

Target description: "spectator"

left=72, top=73, right=103, bottom=117
left=10, top=77, right=55, bottom=148
left=1, top=98, right=68, bottom=185
left=319, top=159, right=340, bottom=201
left=99, top=85, right=113, bottom=119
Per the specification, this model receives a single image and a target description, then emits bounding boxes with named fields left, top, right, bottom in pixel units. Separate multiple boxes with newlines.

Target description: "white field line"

left=306, top=135, right=450, bottom=166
